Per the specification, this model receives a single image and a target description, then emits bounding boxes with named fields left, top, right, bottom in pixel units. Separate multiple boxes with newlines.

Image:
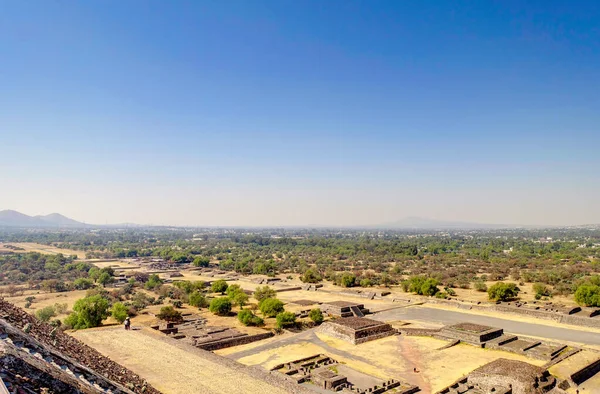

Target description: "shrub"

left=259, top=298, right=284, bottom=317
left=407, top=276, right=439, bottom=296
left=145, top=274, right=163, bottom=290
left=238, top=309, right=264, bottom=326
left=211, top=279, right=228, bottom=294
left=73, top=278, right=94, bottom=290
left=226, top=284, right=242, bottom=297
left=444, top=287, right=456, bottom=296
left=188, top=291, right=208, bottom=308
left=209, top=297, right=232, bottom=316
left=488, top=282, right=520, bottom=301
left=253, top=286, right=276, bottom=303
left=275, top=311, right=296, bottom=329
left=111, top=302, right=129, bottom=323
left=64, top=295, right=110, bottom=330
left=533, top=283, right=551, bottom=297
left=156, top=306, right=183, bottom=322
left=574, top=284, right=600, bottom=307
left=192, top=256, right=210, bottom=267
left=360, top=279, right=373, bottom=288
left=171, top=300, right=183, bottom=308
left=474, top=281, right=488, bottom=292
left=229, top=289, right=249, bottom=308
left=97, top=272, right=114, bottom=287
left=54, top=303, right=68, bottom=314
left=308, top=308, right=324, bottom=324
left=340, top=273, right=356, bottom=288
left=301, top=268, right=322, bottom=283
left=35, top=306, right=56, bottom=322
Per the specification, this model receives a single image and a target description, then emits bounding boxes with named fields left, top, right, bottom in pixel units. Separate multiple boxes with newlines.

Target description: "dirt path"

left=396, top=336, right=430, bottom=392
left=72, top=327, right=291, bottom=394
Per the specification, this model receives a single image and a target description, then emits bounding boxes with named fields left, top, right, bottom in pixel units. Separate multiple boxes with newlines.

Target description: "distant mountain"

left=0, top=210, right=87, bottom=228
left=375, top=216, right=512, bottom=230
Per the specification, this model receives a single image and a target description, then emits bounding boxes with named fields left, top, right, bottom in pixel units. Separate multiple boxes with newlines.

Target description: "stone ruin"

left=400, top=322, right=577, bottom=363
left=0, top=298, right=159, bottom=394
left=272, top=354, right=419, bottom=394
left=320, top=301, right=370, bottom=318
left=318, top=317, right=397, bottom=345
left=437, top=323, right=504, bottom=346
left=151, top=315, right=273, bottom=351
left=437, top=359, right=560, bottom=394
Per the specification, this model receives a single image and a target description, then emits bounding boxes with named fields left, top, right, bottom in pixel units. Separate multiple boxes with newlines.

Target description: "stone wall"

left=570, top=357, right=600, bottom=385
left=398, top=328, right=441, bottom=337
left=195, top=332, right=274, bottom=351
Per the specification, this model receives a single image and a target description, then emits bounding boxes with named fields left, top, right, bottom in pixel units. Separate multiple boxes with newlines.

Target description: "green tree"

left=209, top=297, right=232, bottom=316
left=145, top=274, right=163, bottom=290
left=275, top=311, right=296, bottom=329
left=229, top=288, right=249, bottom=308
left=574, top=284, right=600, bottom=307
left=88, top=267, right=101, bottom=281
left=253, top=286, right=276, bottom=303
left=340, top=273, right=356, bottom=288
left=73, top=277, right=94, bottom=290
left=97, top=271, right=114, bottom=287
left=35, top=306, right=56, bottom=322
left=64, top=295, right=110, bottom=329
left=259, top=298, right=285, bottom=317
left=308, top=308, right=324, bottom=324
left=188, top=291, right=208, bottom=308
left=111, top=302, right=129, bottom=323
left=156, top=305, right=183, bottom=322
left=192, top=256, right=210, bottom=267
left=487, top=282, right=520, bottom=302
left=360, top=278, right=373, bottom=287
left=211, top=279, right=229, bottom=294
left=301, top=268, right=322, bottom=283
left=238, top=309, right=264, bottom=326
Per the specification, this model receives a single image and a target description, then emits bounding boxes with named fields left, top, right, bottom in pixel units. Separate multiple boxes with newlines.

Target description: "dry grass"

left=4, top=290, right=88, bottom=319
left=0, top=242, right=87, bottom=259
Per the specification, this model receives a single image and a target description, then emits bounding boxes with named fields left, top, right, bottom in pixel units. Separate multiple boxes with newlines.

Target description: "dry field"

left=4, top=289, right=88, bottom=319
left=0, top=242, right=87, bottom=259
left=72, top=327, right=289, bottom=394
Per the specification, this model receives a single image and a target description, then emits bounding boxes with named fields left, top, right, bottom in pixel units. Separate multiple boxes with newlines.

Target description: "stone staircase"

left=0, top=319, right=133, bottom=393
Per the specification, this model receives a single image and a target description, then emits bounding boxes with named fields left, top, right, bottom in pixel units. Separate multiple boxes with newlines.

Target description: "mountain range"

left=0, top=210, right=87, bottom=228
left=0, top=210, right=521, bottom=229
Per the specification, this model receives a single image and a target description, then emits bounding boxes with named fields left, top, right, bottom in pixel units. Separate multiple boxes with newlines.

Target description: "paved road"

left=373, top=306, right=600, bottom=346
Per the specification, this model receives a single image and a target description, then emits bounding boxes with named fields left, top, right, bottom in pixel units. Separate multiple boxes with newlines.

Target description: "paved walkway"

left=373, top=306, right=600, bottom=346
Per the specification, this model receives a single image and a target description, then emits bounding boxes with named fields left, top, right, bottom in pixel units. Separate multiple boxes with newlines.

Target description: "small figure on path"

left=124, top=317, right=131, bottom=330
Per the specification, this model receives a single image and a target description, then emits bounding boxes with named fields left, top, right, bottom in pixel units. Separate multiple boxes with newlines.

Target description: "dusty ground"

left=4, top=289, right=88, bottom=319
left=0, top=242, right=87, bottom=259
left=549, top=350, right=600, bottom=392
left=225, top=329, right=547, bottom=393
left=89, top=260, right=141, bottom=269
left=72, top=327, right=290, bottom=394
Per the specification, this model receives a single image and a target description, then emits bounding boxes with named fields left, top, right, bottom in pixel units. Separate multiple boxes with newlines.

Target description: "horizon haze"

left=2, top=1, right=599, bottom=227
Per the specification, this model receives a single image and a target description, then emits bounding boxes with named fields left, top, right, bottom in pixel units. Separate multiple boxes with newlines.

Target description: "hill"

left=0, top=210, right=86, bottom=228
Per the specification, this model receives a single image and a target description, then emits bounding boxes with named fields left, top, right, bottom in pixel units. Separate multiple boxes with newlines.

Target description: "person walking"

left=124, top=317, right=131, bottom=330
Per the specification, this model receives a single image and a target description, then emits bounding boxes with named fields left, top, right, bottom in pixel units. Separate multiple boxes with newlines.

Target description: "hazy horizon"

left=2, top=1, right=599, bottom=227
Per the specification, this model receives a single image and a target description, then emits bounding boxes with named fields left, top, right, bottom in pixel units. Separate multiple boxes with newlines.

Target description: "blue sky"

left=1, top=1, right=599, bottom=226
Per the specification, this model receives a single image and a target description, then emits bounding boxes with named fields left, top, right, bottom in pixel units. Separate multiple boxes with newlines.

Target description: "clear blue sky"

left=1, top=1, right=599, bottom=226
